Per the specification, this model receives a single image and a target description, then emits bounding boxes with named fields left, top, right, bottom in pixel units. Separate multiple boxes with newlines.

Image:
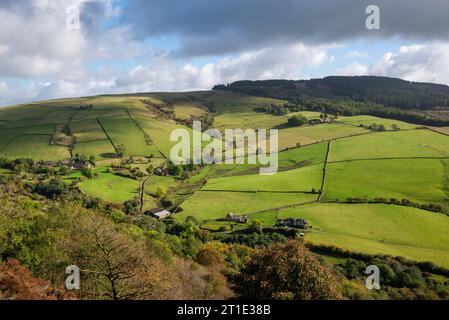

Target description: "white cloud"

left=0, top=41, right=335, bottom=106
left=114, top=42, right=335, bottom=93
left=340, top=42, right=449, bottom=85
left=0, top=1, right=88, bottom=78
left=0, top=0, right=127, bottom=80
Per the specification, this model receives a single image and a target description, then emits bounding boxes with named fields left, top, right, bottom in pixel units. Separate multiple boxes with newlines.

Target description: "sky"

left=1, top=0, right=449, bottom=106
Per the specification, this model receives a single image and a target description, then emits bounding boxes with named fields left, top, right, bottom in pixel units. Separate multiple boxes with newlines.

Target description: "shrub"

left=287, top=115, right=308, bottom=127
left=234, top=239, right=342, bottom=300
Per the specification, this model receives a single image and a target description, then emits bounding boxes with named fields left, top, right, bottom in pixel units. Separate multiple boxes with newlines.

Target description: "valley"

left=1, top=87, right=449, bottom=271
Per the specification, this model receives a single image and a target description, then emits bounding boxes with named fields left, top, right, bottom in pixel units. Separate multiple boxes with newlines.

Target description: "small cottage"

left=308, top=119, right=322, bottom=125
left=276, top=218, right=309, bottom=229
left=226, top=213, right=249, bottom=224
left=145, top=208, right=171, bottom=220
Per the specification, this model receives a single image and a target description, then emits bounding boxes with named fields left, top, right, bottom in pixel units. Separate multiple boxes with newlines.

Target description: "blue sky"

left=1, top=0, right=449, bottom=106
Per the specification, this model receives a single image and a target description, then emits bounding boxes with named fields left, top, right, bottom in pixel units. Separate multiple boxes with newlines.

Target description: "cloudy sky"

left=1, top=0, right=449, bottom=106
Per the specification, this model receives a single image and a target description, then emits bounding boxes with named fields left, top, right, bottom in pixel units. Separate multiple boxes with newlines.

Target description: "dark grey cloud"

left=0, top=0, right=40, bottom=15
left=123, top=0, right=449, bottom=57
left=80, top=1, right=110, bottom=36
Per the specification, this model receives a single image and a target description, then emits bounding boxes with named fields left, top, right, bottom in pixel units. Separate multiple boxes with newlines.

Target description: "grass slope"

left=203, top=163, right=323, bottom=193
left=175, top=191, right=317, bottom=222
left=275, top=203, right=449, bottom=268
left=328, top=129, right=449, bottom=162
left=2, top=135, right=69, bottom=160
left=278, top=123, right=368, bottom=150
left=323, top=159, right=449, bottom=207
left=98, top=116, right=161, bottom=157
left=78, top=165, right=139, bottom=203
left=337, top=115, right=417, bottom=130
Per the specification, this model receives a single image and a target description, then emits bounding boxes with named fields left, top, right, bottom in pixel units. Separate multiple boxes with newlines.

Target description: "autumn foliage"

left=234, top=239, right=342, bottom=300
left=0, top=259, right=75, bottom=300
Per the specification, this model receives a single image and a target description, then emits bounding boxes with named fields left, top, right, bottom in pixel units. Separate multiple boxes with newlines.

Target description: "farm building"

left=276, top=218, right=309, bottom=229
left=226, top=213, right=249, bottom=224
left=154, top=167, right=168, bottom=176
left=145, top=208, right=172, bottom=220
left=71, top=162, right=93, bottom=170
left=308, top=119, right=323, bottom=125
left=36, top=160, right=58, bottom=167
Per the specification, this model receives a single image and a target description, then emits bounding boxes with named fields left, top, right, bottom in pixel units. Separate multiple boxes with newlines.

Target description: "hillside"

left=214, top=76, right=449, bottom=109
left=2, top=84, right=449, bottom=300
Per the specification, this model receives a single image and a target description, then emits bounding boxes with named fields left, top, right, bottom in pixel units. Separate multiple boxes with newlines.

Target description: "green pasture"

left=323, top=159, right=449, bottom=207
left=72, top=140, right=116, bottom=159
left=132, top=115, right=194, bottom=157
left=145, top=175, right=181, bottom=194
left=328, top=129, right=449, bottom=162
left=174, top=191, right=317, bottom=222
left=1, top=135, right=69, bottom=160
left=98, top=116, right=161, bottom=157
left=21, top=124, right=56, bottom=135
left=275, top=203, right=449, bottom=268
left=71, top=119, right=109, bottom=142
left=174, top=104, right=206, bottom=120
left=203, top=163, right=323, bottom=193
left=337, top=115, right=417, bottom=130
left=278, top=123, right=368, bottom=150
left=0, top=105, right=50, bottom=121
left=78, top=165, right=139, bottom=203
left=184, top=142, right=328, bottom=185
left=0, top=129, right=23, bottom=151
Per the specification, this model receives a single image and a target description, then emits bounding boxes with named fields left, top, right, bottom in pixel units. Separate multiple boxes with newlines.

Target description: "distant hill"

left=214, top=76, right=449, bottom=110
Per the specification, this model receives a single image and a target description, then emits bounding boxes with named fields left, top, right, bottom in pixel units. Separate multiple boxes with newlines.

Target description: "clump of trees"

left=359, top=123, right=386, bottom=132
left=110, top=164, right=145, bottom=180
left=338, top=257, right=448, bottom=300
left=344, top=197, right=446, bottom=215
left=0, top=187, right=233, bottom=300
left=288, top=114, right=308, bottom=127
left=234, top=239, right=342, bottom=300
left=215, top=77, right=449, bottom=111
left=0, top=157, right=34, bottom=172
left=116, top=144, right=126, bottom=157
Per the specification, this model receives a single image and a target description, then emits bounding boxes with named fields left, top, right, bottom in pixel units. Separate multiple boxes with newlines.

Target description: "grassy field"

left=71, top=119, right=110, bottom=142
left=183, top=141, right=328, bottom=186
left=78, top=165, right=139, bottom=203
left=203, top=163, right=323, bottom=193
left=278, top=141, right=328, bottom=167
left=0, top=105, right=50, bottom=121
left=36, top=109, right=75, bottom=125
left=71, top=108, right=129, bottom=122
left=214, top=111, right=320, bottom=132
left=131, top=115, right=193, bottom=157
left=428, top=126, right=449, bottom=136
left=145, top=175, right=180, bottom=194
left=337, top=115, right=417, bottom=130
left=274, top=203, right=449, bottom=268
left=72, top=140, right=116, bottom=159
left=323, top=159, right=449, bottom=207
left=98, top=116, right=161, bottom=157
left=328, top=129, right=449, bottom=162
left=2, top=135, right=70, bottom=160
left=0, top=129, right=23, bottom=151
left=174, top=191, right=317, bottom=223
left=21, top=124, right=56, bottom=135
left=174, top=104, right=206, bottom=120
left=278, top=123, right=368, bottom=150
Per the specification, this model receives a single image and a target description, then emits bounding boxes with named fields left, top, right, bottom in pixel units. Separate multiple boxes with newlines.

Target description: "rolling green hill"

left=2, top=86, right=449, bottom=269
